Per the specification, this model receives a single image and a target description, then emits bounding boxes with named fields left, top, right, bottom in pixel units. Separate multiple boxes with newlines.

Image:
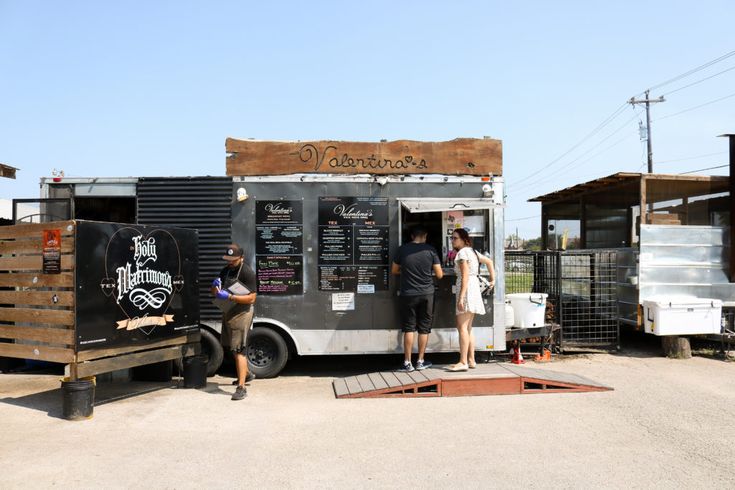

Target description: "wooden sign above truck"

left=225, top=137, right=503, bottom=176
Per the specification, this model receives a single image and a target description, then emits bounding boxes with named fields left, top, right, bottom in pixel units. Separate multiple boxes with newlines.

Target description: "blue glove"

left=212, top=278, right=222, bottom=288
left=215, top=289, right=230, bottom=300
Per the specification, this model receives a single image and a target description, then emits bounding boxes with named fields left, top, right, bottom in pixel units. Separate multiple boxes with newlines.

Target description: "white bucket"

left=507, top=293, right=548, bottom=328
left=504, top=302, right=515, bottom=328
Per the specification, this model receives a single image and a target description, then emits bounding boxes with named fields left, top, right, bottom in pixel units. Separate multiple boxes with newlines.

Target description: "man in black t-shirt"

left=211, top=243, right=257, bottom=401
left=391, top=227, right=443, bottom=372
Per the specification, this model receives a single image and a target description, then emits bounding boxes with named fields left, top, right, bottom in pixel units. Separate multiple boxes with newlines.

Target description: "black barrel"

left=183, top=355, right=208, bottom=388
left=61, top=377, right=95, bottom=421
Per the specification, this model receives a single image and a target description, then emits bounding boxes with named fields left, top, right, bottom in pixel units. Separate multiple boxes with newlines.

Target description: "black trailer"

left=32, top=137, right=507, bottom=377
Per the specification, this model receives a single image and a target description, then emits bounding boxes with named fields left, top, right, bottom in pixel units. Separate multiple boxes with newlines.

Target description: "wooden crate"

left=0, top=220, right=200, bottom=380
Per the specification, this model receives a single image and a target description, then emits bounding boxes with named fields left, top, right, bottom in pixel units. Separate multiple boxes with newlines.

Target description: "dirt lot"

left=1, top=336, right=735, bottom=489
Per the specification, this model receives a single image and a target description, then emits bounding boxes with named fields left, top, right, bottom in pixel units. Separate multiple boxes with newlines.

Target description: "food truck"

left=31, top=137, right=505, bottom=377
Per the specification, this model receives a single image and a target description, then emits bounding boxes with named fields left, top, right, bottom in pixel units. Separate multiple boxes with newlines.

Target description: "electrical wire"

left=515, top=131, right=636, bottom=194
left=509, top=51, right=735, bottom=199
left=661, top=64, right=735, bottom=97
left=679, top=164, right=728, bottom=175
left=656, top=90, right=735, bottom=121
left=506, top=215, right=540, bottom=222
left=643, top=49, right=735, bottom=94
left=510, top=108, right=642, bottom=193
left=656, top=151, right=727, bottom=164
left=506, top=102, right=629, bottom=188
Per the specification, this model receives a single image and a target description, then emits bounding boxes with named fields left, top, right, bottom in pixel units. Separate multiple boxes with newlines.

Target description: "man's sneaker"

left=231, top=372, right=256, bottom=385
left=399, top=361, right=415, bottom=372
left=231, top=385, right=247, bottom=401
left=415, top=359, right=433, bottom=370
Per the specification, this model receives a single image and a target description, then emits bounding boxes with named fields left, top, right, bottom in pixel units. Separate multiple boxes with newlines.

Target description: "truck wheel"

left=176, top=329, right=223, bottom=376
left=199, top=329, right=224, bottom=376
left=246, top=327, right=289, bottom=378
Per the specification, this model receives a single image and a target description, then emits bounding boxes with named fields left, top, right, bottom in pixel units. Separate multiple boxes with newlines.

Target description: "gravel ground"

left=1, top=336, right=734, bottom=489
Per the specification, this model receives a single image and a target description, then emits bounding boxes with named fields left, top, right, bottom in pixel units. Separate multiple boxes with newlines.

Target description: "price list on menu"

left=318, top=197, right=389, bottom=292
left=255, top=200, right=304, bottom=295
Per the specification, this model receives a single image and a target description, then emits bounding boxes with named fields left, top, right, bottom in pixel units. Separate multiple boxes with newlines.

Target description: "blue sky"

left=1, top=1, right=733, bottom=237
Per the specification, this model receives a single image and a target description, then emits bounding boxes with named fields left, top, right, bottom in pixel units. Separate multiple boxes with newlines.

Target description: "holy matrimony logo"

left=101, top=228, right=184, bottom=333
left=117, top=236, right=172, bottom=308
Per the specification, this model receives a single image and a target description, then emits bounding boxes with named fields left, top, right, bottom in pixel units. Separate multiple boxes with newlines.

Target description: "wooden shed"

left=529, top=172, right=730, bottom=249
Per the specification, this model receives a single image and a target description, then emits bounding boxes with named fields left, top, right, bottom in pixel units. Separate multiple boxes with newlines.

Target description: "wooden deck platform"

left=333, top=362, right=612, bottom=398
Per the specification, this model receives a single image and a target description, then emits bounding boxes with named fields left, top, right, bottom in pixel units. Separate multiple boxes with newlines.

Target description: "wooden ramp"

left=333, top=363, right=612, bottom=399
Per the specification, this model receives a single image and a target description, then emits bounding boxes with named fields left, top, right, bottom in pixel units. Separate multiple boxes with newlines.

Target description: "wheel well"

left=252, top=321, right=297, bottom=358
left=198, top=324, right=220, bottom=339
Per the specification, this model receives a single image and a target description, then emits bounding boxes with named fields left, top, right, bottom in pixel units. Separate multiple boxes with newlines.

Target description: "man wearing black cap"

left=391, top=226, right=443, bottom=372
left=211, top=243, right=257, bottom=400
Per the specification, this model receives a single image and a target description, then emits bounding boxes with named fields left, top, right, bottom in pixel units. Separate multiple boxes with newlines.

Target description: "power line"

left=679, top=164, right=728, bottom=175
left=644, top=49, right=735, bottom=93
left=514, top=132, right=636, bottom=194
left=656, top=151, right=727, bottom=164
left=509, top=51, right=735, bottom=195
left=506, top=102, right=629, bottom=188
left=661, top=64, right=735, bottom=97
left=510, top=109, right=642, bottom=193
left=656, top=90, right=735, bottom=121
left=506, top=215, right=540, bottom=222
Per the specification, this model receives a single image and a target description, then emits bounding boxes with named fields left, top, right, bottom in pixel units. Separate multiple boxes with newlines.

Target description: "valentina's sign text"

left=264, top=203, right=293, bottom=215
left=334, top=203, right=373, bottom=221
left=296, top=144, right=429, bottom=172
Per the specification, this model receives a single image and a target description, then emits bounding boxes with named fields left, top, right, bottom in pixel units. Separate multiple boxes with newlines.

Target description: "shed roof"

left=0, top=163, right=18, bottom=179
left=529, top=172, right=729, bottom=205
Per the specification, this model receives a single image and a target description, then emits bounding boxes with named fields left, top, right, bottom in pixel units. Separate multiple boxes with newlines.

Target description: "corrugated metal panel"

left=639, top=225, right=735, bottom=303
left=137, top=177, right=233, bottom=321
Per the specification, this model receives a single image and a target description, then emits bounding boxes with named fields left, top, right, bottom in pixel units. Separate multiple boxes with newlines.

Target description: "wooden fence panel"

left=0, top=254, right=74, bottom=272
left=0, top=342, right=75, bottom=363
left=0, top=290, right=74, bottom=307
left=0, top=221, right=75, bottom=239
left=0, top=307, right=75, bottom=326
left=0, top=324, right=74, bottom=345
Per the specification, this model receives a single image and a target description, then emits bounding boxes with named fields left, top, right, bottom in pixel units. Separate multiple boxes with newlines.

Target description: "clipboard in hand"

left=213, top=280, right=252, bottom=313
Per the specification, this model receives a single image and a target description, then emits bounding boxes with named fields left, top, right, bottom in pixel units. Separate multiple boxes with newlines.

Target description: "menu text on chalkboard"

left=318, top=197, right=389, bottom=292
left=255, top=200, right=304, bottom=295
left=256, top=256, right=304, bottom=295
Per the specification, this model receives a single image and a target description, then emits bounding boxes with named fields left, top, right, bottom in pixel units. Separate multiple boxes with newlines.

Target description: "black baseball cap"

left=222, top=243, right=244, bottom=261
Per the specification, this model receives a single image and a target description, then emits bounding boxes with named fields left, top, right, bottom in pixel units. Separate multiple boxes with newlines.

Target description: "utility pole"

left=629, top=90, right=665, bottom=173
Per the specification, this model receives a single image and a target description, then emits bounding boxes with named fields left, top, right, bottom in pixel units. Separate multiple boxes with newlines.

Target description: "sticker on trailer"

left=332, top=293, right=355, bottom=311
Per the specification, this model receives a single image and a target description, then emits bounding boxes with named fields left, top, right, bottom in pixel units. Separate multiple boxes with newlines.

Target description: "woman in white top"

left=448, top=228, right=495, bottom=372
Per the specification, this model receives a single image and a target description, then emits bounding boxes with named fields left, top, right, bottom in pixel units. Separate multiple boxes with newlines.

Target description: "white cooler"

left=642, top=297, right=722, bottom=336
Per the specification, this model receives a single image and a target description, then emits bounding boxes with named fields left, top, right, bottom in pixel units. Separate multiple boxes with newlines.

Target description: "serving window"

left=398, top=198, right=493, bottom=268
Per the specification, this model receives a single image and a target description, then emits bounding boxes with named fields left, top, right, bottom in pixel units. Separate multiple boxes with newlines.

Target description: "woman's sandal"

left=447, top=363, right=469, bottom=372
left=468, top=361, right=477, bottom=369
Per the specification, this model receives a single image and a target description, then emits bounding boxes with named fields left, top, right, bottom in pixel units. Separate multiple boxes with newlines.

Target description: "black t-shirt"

left=394, top=242, right=441, bottom=296
left=218, top=262, right=257, bottom=315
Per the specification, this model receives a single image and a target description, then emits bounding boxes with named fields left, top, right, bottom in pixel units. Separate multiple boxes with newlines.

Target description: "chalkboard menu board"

left=256, top=256, right=303, bottom=295
left=256, top=226, right=303, bottom=255
left=255, top=200, right=304, bottom=295
left=318, top=197, right=389, bottom=292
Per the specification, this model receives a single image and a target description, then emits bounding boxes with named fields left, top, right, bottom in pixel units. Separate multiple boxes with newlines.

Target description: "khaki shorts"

left=221, top=309, right=254, bottom=354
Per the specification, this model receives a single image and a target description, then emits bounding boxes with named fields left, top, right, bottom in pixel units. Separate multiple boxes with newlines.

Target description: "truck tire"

left=246, top=326, right=289, bottom=378
left=177, top=328, right=224, bottom=377
left=200, top=328, right=224, bottom=376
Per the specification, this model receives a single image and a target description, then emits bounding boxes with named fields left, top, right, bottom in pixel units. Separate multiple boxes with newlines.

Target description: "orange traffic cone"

left=534, top=348, right=552, bottom=363
left=511, top=342, right=525, bottom=364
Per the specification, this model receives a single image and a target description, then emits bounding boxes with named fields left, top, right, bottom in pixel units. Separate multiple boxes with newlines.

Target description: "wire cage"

left=505, top=249, right=619, bottom=349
